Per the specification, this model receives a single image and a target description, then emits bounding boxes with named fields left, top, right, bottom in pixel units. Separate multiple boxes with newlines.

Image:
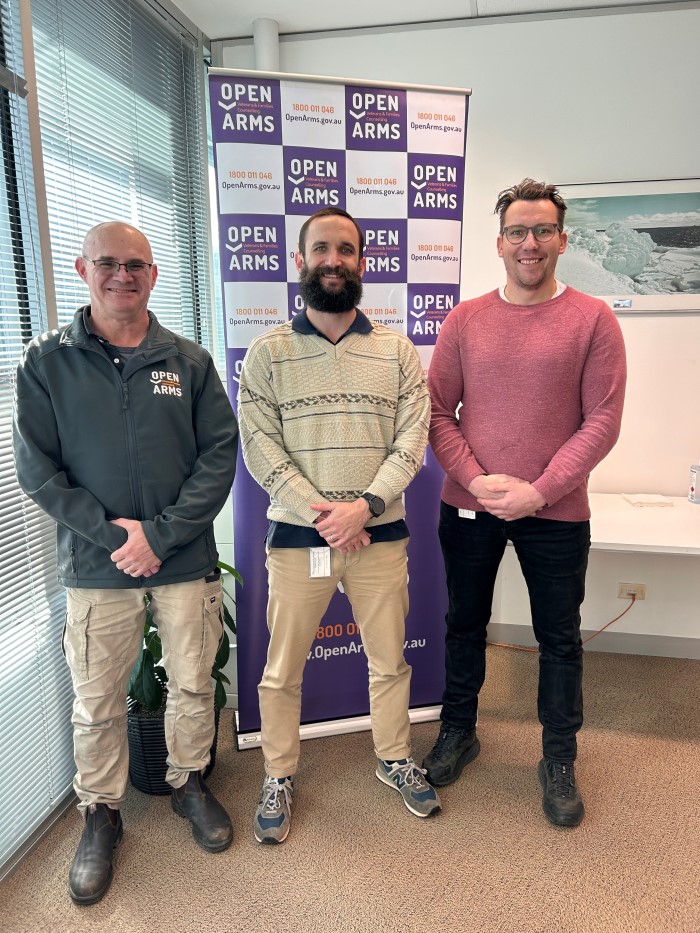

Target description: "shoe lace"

left=389, top=759, right=429, bottom=789
left=550, top=762, right=575, bottom=798
left=261, top=777, right=292, bottom=814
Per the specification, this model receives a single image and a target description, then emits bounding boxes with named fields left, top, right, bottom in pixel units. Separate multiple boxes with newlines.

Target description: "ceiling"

left=171, top=0, right=690, bottom=43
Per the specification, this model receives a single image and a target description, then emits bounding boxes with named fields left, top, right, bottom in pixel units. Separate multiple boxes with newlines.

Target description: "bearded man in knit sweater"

left=238, top=208, right=440, bottom=844
left=422, top=179, right=626, bottom=827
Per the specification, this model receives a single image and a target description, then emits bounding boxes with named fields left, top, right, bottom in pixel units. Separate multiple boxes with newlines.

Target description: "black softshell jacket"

left=13, top=308, right=238, bottom=588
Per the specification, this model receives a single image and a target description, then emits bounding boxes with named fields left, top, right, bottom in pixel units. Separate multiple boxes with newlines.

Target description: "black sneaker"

left=421, top=724, right=480, bottom=787
left=538, top=758, right=585, bottom=827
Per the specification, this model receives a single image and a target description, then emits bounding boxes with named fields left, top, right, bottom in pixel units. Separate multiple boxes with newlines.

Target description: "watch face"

left=362, top=492, right=383, bottom=517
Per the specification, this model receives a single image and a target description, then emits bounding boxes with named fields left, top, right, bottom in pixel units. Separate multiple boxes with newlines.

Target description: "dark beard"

left=298, top=263, right=363, bottom=314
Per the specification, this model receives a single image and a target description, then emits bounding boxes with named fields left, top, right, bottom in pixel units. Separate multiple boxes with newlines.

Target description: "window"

left=32, top=0, right=212, bottom=344
left=1, top=0, right=213, bottom=876
left=0, top=0, right=74, bottom=878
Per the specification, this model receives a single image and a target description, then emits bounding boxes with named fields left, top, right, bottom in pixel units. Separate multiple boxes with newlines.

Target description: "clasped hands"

left=110, top=518, right=161, bottom=578
left=311, top=499, right=372, bottom=554
left=468, top=474, right=546, bottom=521
left=107, top=478, right=543, bottom=575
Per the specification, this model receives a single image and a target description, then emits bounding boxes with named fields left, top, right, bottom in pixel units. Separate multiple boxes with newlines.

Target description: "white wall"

left=217, top=7, right=700, bottom=650
left=219, top=6, right=700, bottom=494
left=499, top=547, right=699, bottom=649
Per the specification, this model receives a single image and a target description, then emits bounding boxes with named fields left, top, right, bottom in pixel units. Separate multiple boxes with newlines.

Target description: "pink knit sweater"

left=428, top=287, right=627, bottom=522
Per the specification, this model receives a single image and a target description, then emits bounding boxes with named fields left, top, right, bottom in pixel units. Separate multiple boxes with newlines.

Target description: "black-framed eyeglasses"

left=501, top=223, right=561, bottom=245
left=84, top=257, right=153, bottom=274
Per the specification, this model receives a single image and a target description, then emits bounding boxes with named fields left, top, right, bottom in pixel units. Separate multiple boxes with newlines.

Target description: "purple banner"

left=404, top=448, right=448, bottom=705
left=209, top=71, right=469, bottom=744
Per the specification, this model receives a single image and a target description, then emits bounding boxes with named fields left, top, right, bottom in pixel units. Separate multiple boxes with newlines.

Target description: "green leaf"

left=127, top=652, right=145, bottom=698
left=217, top=560, right=243, bottom=586
left=144, top=629, right=163, bottom=663
left=214, top=678, right=227, bottom=710
left=221, top=602, right=236, bottom=635
left=214, top=631, right=230, bottom=670
left=132, top=651, right=164, bottom=711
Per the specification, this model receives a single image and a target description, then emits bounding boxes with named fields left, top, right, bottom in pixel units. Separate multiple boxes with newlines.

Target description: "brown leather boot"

left=172, top=770, right=233, bottom=852
left=68, top=804, right=123, bottom=905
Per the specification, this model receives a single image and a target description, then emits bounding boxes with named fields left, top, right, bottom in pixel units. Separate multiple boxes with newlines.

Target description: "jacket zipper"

left=121, top=382, right=145, bottom=521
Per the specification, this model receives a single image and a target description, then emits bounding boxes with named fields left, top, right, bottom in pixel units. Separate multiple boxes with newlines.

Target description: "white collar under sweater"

left=498, top=280, right=567, bottom=303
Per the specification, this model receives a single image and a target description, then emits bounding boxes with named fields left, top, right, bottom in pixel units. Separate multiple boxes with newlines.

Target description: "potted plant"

left=126, top=560, right=241, bottom=794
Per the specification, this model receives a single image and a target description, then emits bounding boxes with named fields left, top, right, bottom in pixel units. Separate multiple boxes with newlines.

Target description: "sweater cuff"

left=367, top=479, right=396, bottom=505
left=461, top=466, right=486, bottom=495
left=531, top=477, right=554, bottom=508
left=298, top=500, right=324, bottom=525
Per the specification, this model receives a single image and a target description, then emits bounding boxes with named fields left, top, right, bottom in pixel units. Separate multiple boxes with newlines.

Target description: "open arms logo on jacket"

left=150, top=370, right=183, bottom=397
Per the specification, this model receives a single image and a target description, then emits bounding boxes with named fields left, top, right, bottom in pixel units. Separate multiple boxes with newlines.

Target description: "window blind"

left=1, top=0, right=212, bottom=876
left=31, top=0, right=212, bottom=344
left=0, top=0, right=74, bottom=878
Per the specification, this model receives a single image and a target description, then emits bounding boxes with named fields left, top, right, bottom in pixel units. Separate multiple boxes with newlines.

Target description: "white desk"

left=589, top=493, right=700, bottom=556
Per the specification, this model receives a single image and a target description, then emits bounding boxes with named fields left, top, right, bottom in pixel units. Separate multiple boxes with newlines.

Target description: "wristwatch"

left=361, top=492, right=385, bottom=518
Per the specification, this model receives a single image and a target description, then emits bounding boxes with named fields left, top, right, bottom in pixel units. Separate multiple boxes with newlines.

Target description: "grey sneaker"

left=375, top=758, right=441, bottom=818
left=253, top=775, right=293, bottom=844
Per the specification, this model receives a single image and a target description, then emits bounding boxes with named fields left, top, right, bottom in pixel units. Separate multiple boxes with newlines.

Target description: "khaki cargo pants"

left=63, top=576, right=223, bottom=811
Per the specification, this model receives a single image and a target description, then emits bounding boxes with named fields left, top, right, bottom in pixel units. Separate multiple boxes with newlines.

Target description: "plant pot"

left=127, top=699, right=220, bottom=795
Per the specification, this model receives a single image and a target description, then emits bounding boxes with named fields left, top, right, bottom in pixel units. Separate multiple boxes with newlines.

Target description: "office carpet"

left=1, top=648, right=698, bottom=933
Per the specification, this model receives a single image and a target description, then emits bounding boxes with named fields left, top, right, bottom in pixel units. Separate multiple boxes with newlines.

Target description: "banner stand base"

left=236, top=704, right=442, bottom=751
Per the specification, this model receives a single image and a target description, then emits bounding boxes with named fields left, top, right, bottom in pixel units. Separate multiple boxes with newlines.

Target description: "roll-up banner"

left=208, top=69, right=471, bottom=748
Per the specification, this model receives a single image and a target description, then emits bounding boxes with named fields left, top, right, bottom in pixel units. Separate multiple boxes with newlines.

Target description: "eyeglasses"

left=84, top=258, right=153, bottom=274
left=501, top=223, right=561, bottom=245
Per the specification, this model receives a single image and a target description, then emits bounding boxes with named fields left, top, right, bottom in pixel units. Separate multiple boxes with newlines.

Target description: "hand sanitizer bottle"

left=690, top=460, right=700, bottom=504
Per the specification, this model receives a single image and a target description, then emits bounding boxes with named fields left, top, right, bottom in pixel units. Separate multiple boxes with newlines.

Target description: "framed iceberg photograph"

left=557, top=179, right=700, bottom=313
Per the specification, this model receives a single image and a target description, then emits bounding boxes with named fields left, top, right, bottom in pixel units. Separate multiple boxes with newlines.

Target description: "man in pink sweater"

left=423, top=178, right=626, bottom=827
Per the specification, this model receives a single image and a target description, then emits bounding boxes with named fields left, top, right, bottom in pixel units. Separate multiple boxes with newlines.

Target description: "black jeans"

left=438, top=502, right=590, bottom=761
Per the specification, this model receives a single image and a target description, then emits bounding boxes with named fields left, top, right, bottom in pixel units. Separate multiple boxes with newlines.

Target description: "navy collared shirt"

left=290, top=306, right=373, bottom=341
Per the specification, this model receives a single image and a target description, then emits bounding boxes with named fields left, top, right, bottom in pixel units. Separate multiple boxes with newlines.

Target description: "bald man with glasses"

left=13, top=222, right=239, bottom=903
left=423, top=179, right=626, bottom=828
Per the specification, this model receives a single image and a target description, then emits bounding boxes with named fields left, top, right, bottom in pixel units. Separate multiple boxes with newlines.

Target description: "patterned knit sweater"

left=428, top=287, right=626, bottom=522
left=238, top=313, right=430, bottom=528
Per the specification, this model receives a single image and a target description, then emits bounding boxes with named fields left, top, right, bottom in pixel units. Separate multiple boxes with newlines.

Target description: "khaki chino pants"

left=64, top=577, right=223, bottom=811
left=259, top=539, right=412, bottom=777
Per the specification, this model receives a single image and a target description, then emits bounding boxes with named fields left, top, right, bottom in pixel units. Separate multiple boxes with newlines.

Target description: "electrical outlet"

left=617, top=582, right=646, bottom=600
